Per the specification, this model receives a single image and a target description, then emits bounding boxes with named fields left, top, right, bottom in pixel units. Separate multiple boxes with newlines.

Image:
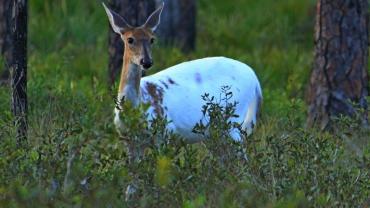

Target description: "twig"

left=63, top=151, right=76, bottom=194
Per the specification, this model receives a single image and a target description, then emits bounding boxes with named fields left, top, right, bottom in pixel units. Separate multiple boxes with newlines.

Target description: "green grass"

left=0, top=0, right=369, bottom=207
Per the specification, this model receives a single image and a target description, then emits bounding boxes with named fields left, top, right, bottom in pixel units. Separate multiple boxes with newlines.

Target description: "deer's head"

left=103, top=3, right=164, bottom=70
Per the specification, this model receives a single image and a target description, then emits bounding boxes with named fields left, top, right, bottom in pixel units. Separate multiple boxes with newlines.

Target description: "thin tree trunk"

left=10, top=0, right=28, bottom=143
left=156, top=0, right=196, bottom=53
left=0, top=0, right=12, bottom=84
left=108, top=0, right=155, bottom=87
left=307, top=0, right=369, bottom=129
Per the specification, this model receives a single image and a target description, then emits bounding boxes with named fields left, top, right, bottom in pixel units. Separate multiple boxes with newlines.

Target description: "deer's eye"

left=127, top=37, right=135, bottom=44
left=150, top=38, right=155, bottom=44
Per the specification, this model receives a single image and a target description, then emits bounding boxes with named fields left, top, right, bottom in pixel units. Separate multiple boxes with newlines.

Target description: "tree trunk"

left=307, top=0, right=369, bottom=129
left=10, top=0, right=28, bottom=143
left=156, top=0, right=196, bottom=53
left=0, top=0, right=12, bottom=84
left=107, top=0, right=197, bottom=87
left=108, top=0, right=156, bottom=87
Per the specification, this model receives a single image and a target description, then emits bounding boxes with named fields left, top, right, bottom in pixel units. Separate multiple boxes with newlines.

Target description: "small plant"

left=193, top=86, right=248, bottom=166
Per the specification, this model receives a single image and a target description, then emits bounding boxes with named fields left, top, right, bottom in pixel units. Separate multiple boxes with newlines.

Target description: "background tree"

left=156, top=0, right=196, bottom=53
left=0, top=0, right=12, bottom=84
left=10, top=0, right=28, bottom=143
left=107, top=0, right=197, bottom=87
left=307, top=0, right=369, bottom=129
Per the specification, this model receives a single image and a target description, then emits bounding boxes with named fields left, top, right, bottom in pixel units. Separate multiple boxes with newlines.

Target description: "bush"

left=1, top=0, right=369, bottom=207
left=1, top=89, right=369, bottom=207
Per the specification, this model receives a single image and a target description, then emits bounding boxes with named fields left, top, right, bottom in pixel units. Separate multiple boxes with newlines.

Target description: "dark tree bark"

left=307, top=0, right=369, bottom=129
left=0, top=0, right=12, bottom=84
left=10, top=0, right=28, bottom=143
left=107, top=0, right=197, bottom=87
left=156, top=0, right=196, bottom=53
left=108, top=0, right=156, bottom=87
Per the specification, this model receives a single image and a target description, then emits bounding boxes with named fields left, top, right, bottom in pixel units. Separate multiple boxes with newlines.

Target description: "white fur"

left=115, top=57, right=262, bottom=142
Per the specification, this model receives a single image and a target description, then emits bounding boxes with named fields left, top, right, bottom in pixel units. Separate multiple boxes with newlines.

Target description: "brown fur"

left=160, top=80, right=169, bottom=89
left=145, top=82, right=164, bottom=115
left=195, top=73, right=202, bottom=84
left=168, top=78, right=177, bottom=85
left=118, top=27, right=156, bottom=94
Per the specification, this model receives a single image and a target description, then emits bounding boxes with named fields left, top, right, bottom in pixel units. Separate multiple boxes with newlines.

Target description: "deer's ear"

left=143, top=2, right=164, bottom=32
left=102, top=3, right=131, bottom=34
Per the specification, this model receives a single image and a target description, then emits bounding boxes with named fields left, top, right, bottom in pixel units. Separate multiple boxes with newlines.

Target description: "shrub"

left=1, top=90, right=368, bottom=207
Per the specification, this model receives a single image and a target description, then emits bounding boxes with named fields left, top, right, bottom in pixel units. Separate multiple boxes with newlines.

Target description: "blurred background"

left=2, top=0, right=316, bottom=118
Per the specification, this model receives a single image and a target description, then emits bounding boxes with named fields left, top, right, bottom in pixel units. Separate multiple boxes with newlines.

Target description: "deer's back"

left=141, top=57, right=262, bottom=142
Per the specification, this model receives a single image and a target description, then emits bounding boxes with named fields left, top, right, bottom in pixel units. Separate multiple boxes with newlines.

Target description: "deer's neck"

left=118, top=55, right=142, bottom=106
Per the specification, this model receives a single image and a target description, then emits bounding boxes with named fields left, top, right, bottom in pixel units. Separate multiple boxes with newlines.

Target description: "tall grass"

left=0, top=0, right=369, bottom=207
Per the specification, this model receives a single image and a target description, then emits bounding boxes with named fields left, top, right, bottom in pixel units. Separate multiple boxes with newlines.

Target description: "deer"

left=103, top=2, right=262, bottom=146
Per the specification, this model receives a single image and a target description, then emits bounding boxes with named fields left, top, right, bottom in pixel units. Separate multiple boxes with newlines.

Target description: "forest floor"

left=0, top=0, right=369, bottom=207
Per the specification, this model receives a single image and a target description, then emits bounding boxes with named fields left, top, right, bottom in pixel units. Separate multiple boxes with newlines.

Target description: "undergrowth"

left=1, top=89, right=369, bottom=207
left=0, top=0, right=369, bottom=207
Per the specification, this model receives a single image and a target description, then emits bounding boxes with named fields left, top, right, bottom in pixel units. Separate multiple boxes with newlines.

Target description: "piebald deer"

left=103, top=3, right=262, bottom=143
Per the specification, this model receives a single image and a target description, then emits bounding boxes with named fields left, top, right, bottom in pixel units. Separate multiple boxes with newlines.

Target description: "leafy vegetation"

left=0, top=0, right=369, bottom=207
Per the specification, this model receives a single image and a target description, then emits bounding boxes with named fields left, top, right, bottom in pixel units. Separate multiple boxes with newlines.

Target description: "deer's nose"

left=140, top=58, right=153, bottom=69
